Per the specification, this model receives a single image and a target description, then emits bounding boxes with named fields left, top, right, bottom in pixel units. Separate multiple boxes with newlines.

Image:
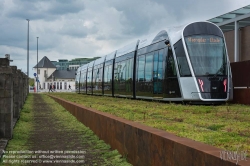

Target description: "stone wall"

left=0, top=58, right=28, bottom=139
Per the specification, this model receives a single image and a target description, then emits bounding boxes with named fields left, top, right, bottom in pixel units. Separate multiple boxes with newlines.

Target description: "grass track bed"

left=50, top=93, right=250, bottom=156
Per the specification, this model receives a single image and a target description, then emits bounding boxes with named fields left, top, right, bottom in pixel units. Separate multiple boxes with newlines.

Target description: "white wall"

left=33, top=67, right=56, bottom=90
left=33, top=67, right=76, bottom=91
left=44, top=80, right=75, bottom=90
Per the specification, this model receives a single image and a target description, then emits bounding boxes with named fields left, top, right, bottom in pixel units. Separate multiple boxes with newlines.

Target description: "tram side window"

left=174, top=40, right=192, bottom=77
left=158, top=49, right=163, bottom=80
left=114, top=62, right=119, bottom=81
left=81, top=72, right=85, bottom=87
left=87, top=70, right=92, bottom=84
left=137, top=55, right=145, bottom=82
left=145, top=53, right=153, bottom=81
left=104, top=66, right=109, bottom=82
left=120, top=61, right=126, bottom=81
left=104, top=65, right=112, bottom=83
left=93, top=68, right=97, bottom=84
left=83, top=71, right=87, bottom=83
left=126, top=58, right=133, bottom=82
left=166, top=50, right=177, bottom=77
left=115, top=61, right=126, bottom=82
left=96, top=68, right=100, bottom=82
left=98, top=65, right=103, bottom=82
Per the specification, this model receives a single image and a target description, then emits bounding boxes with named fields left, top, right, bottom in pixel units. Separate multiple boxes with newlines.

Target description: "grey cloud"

left=5, top=0, right=85, bottom=21
left=5, top=1, right=45, bottom=20
left=60, top=28, right=88, bottom=38
left=0, top=19, right=27, bottom=49
left=108, top=0, right=153, bottom=35
left=106, top=0, right=178, bottom=37
left=153, top=0, right=240, bottom=24
left=46, top=0, right=85, bottom=16
left=34, top=33, right=63, bottom=53
left=59, top=20, right=89, bottom=38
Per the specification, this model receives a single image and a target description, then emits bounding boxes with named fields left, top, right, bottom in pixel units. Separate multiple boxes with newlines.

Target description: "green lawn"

left=49, top=93, right=250, bottom=156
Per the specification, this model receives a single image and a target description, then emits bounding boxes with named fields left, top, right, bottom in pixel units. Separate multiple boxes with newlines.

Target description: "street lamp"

left=26, top=19, right=29, bottom=77
left=37, top=37, right=39, bottom=92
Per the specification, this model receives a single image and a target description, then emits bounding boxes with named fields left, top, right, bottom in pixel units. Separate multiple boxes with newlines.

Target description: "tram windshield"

left=184, top=35, right=227, bottom=76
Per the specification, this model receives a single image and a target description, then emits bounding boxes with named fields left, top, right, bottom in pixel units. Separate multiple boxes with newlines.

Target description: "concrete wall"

left=0, top=59, right=13, bottom=139
left=0, top=58, right=28, bottom=139
left=49, top=95, right=250, bottom=166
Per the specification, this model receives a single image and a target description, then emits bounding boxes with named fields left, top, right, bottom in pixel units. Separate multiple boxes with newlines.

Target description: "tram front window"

left=184, top=35, right=227, bottom=76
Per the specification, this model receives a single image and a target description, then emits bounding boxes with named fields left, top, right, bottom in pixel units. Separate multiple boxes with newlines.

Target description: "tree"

left=29, top=78, right=34, bottom=86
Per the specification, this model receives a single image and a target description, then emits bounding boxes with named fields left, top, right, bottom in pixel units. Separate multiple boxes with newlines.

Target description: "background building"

left=45, top=69, right=75, bottom=91
left=33, top=56, right=100, bottom=91
left=208, top=5, right=250, bottom=62
left=33, top=56, right=75, bottom=91
left=33, top=56, right=56, bottom=90
left=51, top=57, right=100, bottom=71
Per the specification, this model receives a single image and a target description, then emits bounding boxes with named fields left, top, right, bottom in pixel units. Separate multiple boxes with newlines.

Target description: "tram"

left=75, top=21, right=233, bottom=103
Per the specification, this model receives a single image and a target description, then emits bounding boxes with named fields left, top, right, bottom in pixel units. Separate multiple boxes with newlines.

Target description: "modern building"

left=51, top=57, right=100, bottom=71
left=208, top=5, right=250, bottom=62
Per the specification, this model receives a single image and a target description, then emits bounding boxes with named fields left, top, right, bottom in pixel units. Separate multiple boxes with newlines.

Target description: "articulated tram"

left=75, top=21, right=233, bottom=103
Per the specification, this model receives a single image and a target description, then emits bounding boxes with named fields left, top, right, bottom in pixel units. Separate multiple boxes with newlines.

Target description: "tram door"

left=164, top=47, right=181, bottom=98
left=153, top=49, right=164, bottom=97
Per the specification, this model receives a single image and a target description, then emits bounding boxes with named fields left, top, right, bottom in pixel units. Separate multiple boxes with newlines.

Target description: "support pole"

left=234, top=21, right=239, bottom=62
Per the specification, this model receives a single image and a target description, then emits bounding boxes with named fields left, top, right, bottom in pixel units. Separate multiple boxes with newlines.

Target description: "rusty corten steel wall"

left=49, top=95, right=249, bottom=166
left=231, top=61, right=250, bottom=105
left=233, top=89, right=250, bottom=105
left=231, top=61, right=250, bottom=87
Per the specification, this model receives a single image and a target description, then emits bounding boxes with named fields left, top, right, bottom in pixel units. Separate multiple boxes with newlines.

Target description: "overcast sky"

left=0, top=0, right=249, bottom=77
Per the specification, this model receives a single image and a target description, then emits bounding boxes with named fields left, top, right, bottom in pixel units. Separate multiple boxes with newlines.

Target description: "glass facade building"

left=51, top=57, right=100, bottom=71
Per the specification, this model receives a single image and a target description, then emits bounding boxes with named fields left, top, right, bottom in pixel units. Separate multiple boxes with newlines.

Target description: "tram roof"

left=105, top=51, right=116, bottom=61
left=80, top=63, right=88, bottom=71
left=94, top=56, right=106, bottom=66
left=116, top=40, right=139, bottom=58
left=76, top=67, right=81, bottom=72
left=208, top=5, right=250, bottom=32
left=87, top=60, right=95, bottom=69
left=138, top=30, right=169, bottom=50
